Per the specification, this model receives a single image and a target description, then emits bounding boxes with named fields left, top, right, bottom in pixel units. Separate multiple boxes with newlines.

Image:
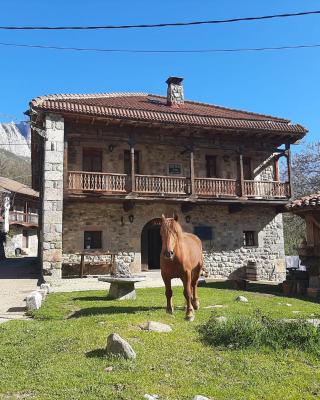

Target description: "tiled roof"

left=0, top=177, right=39, bottom=198
left=287, top=193, right=320, bottom=210
left=30, top=92, right=307, bottom=135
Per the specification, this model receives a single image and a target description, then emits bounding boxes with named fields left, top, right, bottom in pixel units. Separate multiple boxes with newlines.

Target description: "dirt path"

left=0, top=257, right=39, bottom=322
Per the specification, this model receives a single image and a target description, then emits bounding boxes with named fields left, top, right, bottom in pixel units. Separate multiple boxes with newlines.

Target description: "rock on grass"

left=235, top=295, right=248, bottom=303
left=140, top=321, right=172, bottom=332
left=106, top=333, right=136, bottom=359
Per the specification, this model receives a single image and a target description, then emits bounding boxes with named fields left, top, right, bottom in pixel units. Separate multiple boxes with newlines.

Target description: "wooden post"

left=130, top=141, right=135, bottom=192
left=274, top=156, right=280, bottom=182
left=238, top=153, right=244, bottom=197
left=63, top=140, right=68, bottom=195
left=190, top=146, right=195, bottom=195
left=285, top=144, right=292, bottom=197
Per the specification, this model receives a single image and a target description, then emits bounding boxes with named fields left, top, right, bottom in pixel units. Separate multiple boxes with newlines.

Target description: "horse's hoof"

left=193, top=302, right=200, bottom=310
left=166, top=309, right=174, bottom=315
left=185, top=315, right=195, bottom=322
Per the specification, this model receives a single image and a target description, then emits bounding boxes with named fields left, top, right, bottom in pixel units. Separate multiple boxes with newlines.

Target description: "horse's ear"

left=173, top=213, right=179, bottom=222
left=161, top=214, right=166, bottom=222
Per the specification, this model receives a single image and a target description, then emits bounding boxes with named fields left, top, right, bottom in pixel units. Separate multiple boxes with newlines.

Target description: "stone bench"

left=98, top=276, right=146, bottom=300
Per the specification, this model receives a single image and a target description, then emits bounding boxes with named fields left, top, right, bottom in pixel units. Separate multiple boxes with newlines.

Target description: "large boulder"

left=26, top=291, right=42, bottom=311
left=106, top=333, right=136, bottom=359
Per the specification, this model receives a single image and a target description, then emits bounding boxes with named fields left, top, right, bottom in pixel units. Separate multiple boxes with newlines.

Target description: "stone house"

left=28, top=77, right=307, bottom=280
left=287, top=193, right=320, bottom=296
left=0, top=177, right=39, bottom=257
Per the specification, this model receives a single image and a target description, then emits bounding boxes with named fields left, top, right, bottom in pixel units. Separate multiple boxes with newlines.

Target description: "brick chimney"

left=166, top=76, right=184, bottom=107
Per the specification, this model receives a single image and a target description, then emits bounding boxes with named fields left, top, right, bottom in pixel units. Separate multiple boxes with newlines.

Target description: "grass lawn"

left=1, top=282, right=320, bottom=400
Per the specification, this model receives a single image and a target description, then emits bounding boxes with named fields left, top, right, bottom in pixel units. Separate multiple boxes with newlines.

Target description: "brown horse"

left=160, top=214, right=203, bottom=321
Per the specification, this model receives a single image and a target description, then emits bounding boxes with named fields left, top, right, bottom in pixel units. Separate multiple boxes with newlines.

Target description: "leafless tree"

left=283, top=141, right=320, bottom=255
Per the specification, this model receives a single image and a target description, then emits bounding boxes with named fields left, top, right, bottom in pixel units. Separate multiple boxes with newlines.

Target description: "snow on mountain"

left=0, top=122, right=30, bottom=158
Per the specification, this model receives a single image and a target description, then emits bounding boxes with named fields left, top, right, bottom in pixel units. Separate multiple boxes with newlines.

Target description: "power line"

left=0, top=10, right=319, bottom=30
left=1, top=41, right=320, bottom=54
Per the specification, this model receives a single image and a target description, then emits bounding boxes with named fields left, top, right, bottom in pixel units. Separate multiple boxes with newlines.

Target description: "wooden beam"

left=129, top=139, right=135, bottom=192
left=238, top=153, right=244, bottom=197
left=63, top=140, right=68, bottom=193
left=190, top=146, right=195, bottom=195
left=285, top=143, right=292, bottom=197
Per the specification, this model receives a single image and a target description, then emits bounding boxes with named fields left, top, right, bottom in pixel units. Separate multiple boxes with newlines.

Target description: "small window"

left=194, top=226, right=213, bottom=241
left=84, top=231, right=102, bottom=249
left=243, top=231, right=256, bottom=247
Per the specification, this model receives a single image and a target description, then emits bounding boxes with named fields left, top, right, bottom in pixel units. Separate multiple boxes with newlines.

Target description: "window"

left=83, top=148, right=102, bottom=172
left=84, top=231, right=102, bottom=249
left=243, top=157, right=252, bottom=180
left=243, top=231, right=256, bottom=247
left=124, top=150, right=140, bottom=174
left=194, top=226, right=213, bottom=241
left=206, top=155, right=217, bottom=178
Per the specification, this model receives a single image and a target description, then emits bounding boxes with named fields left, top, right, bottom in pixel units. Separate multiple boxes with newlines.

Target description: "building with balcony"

left=28, top=77, right=307, bottom=279
left=0, top=176, right=39, bottom=257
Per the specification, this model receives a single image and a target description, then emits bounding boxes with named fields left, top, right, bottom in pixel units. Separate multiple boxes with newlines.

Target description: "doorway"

left=141, top=219, right=162, bottom=270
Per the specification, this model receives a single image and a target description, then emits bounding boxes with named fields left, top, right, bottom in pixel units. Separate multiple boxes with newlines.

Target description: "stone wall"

left=41, top=114, right=64, bottom=278
left=62, top=201, right=285, bottom=281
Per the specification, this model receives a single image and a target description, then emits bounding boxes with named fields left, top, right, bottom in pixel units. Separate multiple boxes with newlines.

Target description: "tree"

left=283, top=141, right=320, bottom=255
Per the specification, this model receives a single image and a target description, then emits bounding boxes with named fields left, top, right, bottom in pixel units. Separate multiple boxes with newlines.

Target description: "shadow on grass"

left=72, top=296, right=111, bottom=302
left=69, top=305, right=163, bottom=318
left=86, top=348, right=107, bottom=358
left=202, top=281, right=320, bottom=304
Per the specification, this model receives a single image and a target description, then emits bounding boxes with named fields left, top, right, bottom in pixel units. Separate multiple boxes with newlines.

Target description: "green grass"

left=1, top=282, right=320, bottom=399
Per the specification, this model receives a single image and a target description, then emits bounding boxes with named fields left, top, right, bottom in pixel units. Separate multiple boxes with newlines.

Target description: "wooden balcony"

left=9, top=211, right=38, bottom=226
left=68, top=171, right=126, bottom=193
left=67, top=171, right=290, bottom=201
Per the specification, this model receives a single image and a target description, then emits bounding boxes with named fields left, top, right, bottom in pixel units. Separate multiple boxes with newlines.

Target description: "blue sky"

left=0, top=0, right=319, bottom=148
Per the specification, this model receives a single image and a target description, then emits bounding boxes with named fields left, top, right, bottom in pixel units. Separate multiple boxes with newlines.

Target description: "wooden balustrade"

left=135, top=174, right=188, bottom=195
left=68, top=171, right=127, bottom=192
left=67, top=171, right=290, bottom=199
left=195, top=178, right=237, bottom=197
left=244, top=180, right=290, bottom=198
left=9, top=211, right=38, bottom=225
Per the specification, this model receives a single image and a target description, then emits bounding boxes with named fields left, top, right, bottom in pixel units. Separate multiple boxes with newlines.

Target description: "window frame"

left=243, top=230, right=257, bottom=247
left=84, top=231, right=102, bottom=250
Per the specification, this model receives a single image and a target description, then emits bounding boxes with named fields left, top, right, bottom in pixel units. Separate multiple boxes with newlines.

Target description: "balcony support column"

left=63, top=139, right=68, bottom=195
left=129, top=139, right=135, bottom=192
left=285, top=144, right=292, bottom=198
left=189, top=146, right=195, bottom=196
left=238, top=153, right=245, bottom=197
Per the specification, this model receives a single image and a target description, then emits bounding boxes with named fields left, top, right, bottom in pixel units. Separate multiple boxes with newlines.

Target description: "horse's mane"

left=161, top=218, right=183, bottom=239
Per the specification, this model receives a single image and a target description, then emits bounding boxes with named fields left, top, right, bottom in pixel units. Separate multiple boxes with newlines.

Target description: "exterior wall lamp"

left=120, top=216, right=125, bottom=226
left=108, top=144, right=115, bottom=152
left=128, top=214, right=134, bottom=223
left=185, top=215, right=191, bottom=223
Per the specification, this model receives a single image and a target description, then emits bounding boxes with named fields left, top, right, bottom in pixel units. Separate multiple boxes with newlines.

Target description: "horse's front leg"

left=182, top=272, right=194, bottom=321
left=191, top=266, right=201, bottom=310
left=163, top=277, right=174, bottom=314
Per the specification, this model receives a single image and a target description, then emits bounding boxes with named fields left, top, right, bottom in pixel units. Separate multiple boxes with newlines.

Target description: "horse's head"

left=160, top=214, right=182, bottom=261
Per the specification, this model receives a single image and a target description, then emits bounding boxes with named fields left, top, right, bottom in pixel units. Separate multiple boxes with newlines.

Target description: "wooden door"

left=147, top=226, right=162, bottom=269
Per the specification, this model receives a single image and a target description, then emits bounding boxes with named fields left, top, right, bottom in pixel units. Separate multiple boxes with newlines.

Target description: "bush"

left=199, top=313, right=320, bottom=354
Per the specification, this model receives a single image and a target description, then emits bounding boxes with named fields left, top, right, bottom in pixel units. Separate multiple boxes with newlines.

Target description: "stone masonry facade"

left=62, top=202, right=286, bottom=281
left=41, top=114, right=64, bottom=278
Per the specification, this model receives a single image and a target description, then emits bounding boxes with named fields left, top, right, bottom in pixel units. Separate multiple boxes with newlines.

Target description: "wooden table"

left=76, top=250, right=118, bottom=278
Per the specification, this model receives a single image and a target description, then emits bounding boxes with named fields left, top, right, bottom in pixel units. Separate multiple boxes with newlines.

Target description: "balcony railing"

left=135, top=174, right=188, bottom=195
left=67, top=171, right=290, bottom=200
left=68, top=171, right=127, bottom=193
left=244, top=180, right=290, bottom=198
left=195, top=178, right=237, bottom=197
left=9, top=211, right=38, bottom=225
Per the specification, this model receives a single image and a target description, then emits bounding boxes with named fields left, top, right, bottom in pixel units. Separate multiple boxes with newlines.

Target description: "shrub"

left=199, top=313, right=320, bottom=354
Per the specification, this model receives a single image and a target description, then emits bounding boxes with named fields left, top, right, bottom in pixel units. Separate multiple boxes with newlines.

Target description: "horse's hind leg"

left=163, top=277, right=174, bottom=314
left=182, top=272, right=194, bottom=321
left=191, top=265, right=201, bottom=310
